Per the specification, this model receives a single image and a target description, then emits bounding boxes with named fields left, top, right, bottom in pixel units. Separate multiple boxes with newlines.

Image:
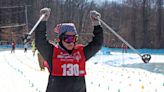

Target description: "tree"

left=155, top=0, right=162, bottom=48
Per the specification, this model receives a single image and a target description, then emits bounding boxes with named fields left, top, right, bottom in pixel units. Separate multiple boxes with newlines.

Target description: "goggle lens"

left=62, top=35, right=78, bottom=43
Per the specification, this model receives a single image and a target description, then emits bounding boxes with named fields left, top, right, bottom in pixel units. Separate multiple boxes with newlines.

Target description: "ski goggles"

left=62, top=35, right=78, bottom=43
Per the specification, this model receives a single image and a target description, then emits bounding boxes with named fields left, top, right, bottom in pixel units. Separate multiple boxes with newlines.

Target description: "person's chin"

left=68, top=48, right=73, bottom=50
left=67, top=47, right=74, bottom=50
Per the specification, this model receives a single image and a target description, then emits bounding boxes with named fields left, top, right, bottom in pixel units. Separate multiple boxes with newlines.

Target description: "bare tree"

left=155, top=0, right=162, bottom=48
left=0, top=0, right=164, bottom=48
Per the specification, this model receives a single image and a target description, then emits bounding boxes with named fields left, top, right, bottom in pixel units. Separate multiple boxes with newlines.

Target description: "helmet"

left=54, top=23, right=78, bottom=37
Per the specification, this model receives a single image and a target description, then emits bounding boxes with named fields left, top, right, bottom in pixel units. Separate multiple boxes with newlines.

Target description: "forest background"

left=0, top=0, right=163, bottom=49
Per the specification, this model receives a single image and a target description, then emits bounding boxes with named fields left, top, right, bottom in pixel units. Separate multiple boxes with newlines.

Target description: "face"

left=61, top=31, right=78, bottom=50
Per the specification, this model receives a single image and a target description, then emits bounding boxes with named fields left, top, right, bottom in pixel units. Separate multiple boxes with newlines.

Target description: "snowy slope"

left=0, top=50, right=49, bottom=92
left=0, top=48, right=164, bottom=92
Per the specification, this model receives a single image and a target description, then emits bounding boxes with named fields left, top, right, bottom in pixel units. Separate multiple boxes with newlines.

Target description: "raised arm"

left=84, top=10, right=103, bottom=61
left=35, top=8, right=53, bottom=61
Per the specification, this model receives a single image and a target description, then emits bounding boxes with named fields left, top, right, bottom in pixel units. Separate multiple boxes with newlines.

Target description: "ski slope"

left=0, top=48, right=164, bottom=92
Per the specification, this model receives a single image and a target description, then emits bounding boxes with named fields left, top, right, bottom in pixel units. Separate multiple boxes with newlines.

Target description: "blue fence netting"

left=0, top=44, right=31, bottom=51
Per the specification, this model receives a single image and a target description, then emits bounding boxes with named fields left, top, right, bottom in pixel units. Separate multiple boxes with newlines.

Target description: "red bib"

left=51, top=45, right=86, bottom=76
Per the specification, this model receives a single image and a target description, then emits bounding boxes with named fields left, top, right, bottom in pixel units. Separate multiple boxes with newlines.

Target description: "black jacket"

left=35, top=21, right=103, bottom=92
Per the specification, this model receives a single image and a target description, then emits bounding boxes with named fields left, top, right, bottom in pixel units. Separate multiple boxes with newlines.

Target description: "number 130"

left=61, top=64, right=79, bottom=76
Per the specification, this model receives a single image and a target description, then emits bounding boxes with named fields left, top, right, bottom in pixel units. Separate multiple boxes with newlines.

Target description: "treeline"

left=0, top=0, right=163, bottom=48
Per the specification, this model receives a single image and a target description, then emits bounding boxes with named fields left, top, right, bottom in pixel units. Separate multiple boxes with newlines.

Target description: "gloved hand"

left=40, top=8, right=51, bottom=21
left=23, top=34, right=31, bottom=44
left=90, top=10, right=101, bottom=26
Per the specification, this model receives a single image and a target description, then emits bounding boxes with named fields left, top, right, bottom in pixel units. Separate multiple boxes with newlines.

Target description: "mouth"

left=67, top=44, right=74, bottom=47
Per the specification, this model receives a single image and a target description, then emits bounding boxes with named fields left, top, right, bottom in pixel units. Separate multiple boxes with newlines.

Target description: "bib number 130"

left=61, top=64, right=79, bottom=76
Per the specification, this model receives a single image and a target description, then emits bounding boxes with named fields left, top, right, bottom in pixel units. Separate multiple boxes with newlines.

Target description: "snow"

left=0, top=50, right=49, bottom=92
left=0, top=47, right=164, bottom=92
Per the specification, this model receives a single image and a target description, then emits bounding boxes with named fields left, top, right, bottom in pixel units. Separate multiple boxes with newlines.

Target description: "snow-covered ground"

left=0, top=48, right=164, bottom=92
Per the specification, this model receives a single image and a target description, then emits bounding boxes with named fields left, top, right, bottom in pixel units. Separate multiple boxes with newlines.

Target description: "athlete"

left=11, top=41, right=16, bottom=53
left=35, top=8, right=104, bottom=92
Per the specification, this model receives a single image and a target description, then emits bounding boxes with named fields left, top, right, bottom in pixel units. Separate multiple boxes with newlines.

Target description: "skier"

left=11, top=41, right=16, bottom=53
left=121, top=43, right=128, bottom=53
left=24, top=43, right=28, bottom=53
left=37, top=52, right=46, bottom=71
left=35, top=8, right=103, bottom=92
left=31, top=39, right=37, bottom=56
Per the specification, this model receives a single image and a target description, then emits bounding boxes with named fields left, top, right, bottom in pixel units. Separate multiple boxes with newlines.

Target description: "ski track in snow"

left=0, top=49, right=164, bottom=92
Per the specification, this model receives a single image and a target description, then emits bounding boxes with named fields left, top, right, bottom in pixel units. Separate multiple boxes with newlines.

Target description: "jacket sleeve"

left=83, top=25, right=103, bottom=61
left=35, top=21, right=53, bottom=68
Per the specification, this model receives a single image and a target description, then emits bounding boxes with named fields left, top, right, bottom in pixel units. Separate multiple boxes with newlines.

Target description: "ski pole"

left=24, top=14, right=46, bottom=42
left=98, top=18, right=151, bottom=63
left=28, top=14, right=46, bottom=35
